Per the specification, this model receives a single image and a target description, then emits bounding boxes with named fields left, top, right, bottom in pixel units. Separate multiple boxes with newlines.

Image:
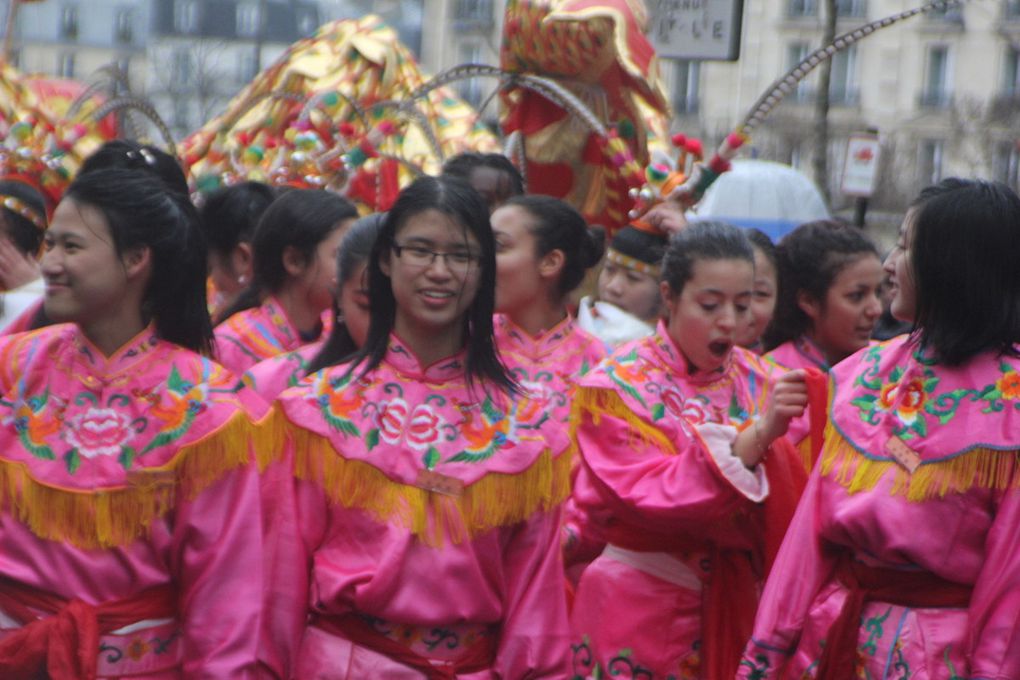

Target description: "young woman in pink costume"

left=739, top=179, right=1020, bottom=679
left=737, top=229, right=779, bottom=353
left=569, top=221, right=809, bottom=680
left=246, top=213, right=381, bottom=402
left=490, top=195, right=608, bottom=585
left=214, top=189, right=358, bottom=373
left=264, top=176, right=572, bottom=678
left=0, top=168, right=268, bottom=678
left=763, top=220, right=883, bottom=463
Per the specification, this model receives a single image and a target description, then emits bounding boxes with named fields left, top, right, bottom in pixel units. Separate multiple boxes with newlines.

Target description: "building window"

left=175, top=0, right=199, bottom=34
left=829, top=45, right=859, bottom=105
left=60, top=4, right=79, bottom=40
left=237, top=52, right=259, bottom=83
left=172, top=49, right=193, bottom=85
left=116, top=8, right=134, bottom=43
left=918, top=140, right=943, bottom=186
left=671, top=60, right=700, bottom=114
left=456, top=43, right=484, bottom=105
left=993, top=141, right=1020, bottom=190
left=236, top=3, right=261, bottom=38
left=1005, top=46, right=1020, bottom=96
left=1007, top=0, right=1020, bottom=19
left=57, top=52, right=76, bottom=77
left=787, top=42, right=813, bottom=103
left=836, top=0, right=865, bottom=18
left=927, top=2, right=963, bottom=23
left=919, top=45, right=951, bottom=108
left=297, top=8, right=319, bottom=35
left=455, top=0, right=493, bottom=25
left=788, top=0, right=816, bottom=18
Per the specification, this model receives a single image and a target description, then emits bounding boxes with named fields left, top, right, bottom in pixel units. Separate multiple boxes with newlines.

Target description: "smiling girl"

left=739, top=179, right=1020, bottom=680
left=265, top=176, right=572, bottom=678
left=0, top=168, right=267, bottom=677
left=569, top=222, right=808, bottom=680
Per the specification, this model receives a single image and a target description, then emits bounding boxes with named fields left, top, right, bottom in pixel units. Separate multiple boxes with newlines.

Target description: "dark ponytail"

left=64, top=168, right=214, bottom=354
left=503, top=195, right=604, bottom=298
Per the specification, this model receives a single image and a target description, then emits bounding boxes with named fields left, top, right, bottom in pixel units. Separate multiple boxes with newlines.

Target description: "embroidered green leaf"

left=423, top=446, right=440, bottom=470
left=850, top=395, right=877, bottom=409
left=1001, top=361, right=1013, bottom=374
left=912, top=417, right=927, bottom=437
left=579, top=359, right=590, bottom=376
left=651, top=403, right=666, bottom=420
left=167, top=365, right=187, bottom=393
left=482, top=397, right=503, bottom=423
left=365, top=428, right=380, bottom=451
left=118, top=446, right=136, bottom=470
left=728, top=393, right=748, bottom=420
left=64, top=448, right=81, bottom=474
left=337, top=419, right=361, bottom=437
left=889, top=365, right=903, bottom=383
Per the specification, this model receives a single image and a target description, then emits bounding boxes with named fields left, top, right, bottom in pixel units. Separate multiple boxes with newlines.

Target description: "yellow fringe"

left=797, top=436, right=814, bottom=473
left=262, top=409, right=572, bottom=546
left=819, top=423, right=1020, bottom=501
left=571, top=386, right=678, bottom=456
left=0, top=412, right=257, bottom=549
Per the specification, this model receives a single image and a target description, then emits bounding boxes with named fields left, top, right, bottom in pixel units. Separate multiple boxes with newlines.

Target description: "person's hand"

left=733, top=370, right=809, bottom=467
left=0, top=237, right=40, bottom=291
left=642, top=201, right=688, bottom=235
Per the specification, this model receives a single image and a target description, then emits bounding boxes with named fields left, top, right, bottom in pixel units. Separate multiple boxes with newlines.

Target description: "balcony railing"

left=454, top=0, right=494, bottom=29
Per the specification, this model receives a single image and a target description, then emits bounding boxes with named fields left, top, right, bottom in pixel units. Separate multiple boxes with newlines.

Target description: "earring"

left=238, top=274, right=247, bottom=285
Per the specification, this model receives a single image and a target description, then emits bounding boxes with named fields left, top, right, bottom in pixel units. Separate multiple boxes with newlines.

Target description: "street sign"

left=841, top=134, right=882, bottom=198
left=647, top=0, right=744, bottom=61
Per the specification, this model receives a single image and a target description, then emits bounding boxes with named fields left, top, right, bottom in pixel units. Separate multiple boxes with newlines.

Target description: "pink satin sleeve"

left=574, top=408, right=753, bottom=534
left=496, top=505, right=571, bottom=678
left=171, top=459, right=266, bottom=678
left=213, top=335, right=262, bottom=376
left=737, top=469, right=835, bottom=677
left=968, top=481, right=1020, bottom=679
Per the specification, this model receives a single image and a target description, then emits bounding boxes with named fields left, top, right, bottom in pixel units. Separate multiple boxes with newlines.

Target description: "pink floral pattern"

left=64, top=408, right=135, bottom=459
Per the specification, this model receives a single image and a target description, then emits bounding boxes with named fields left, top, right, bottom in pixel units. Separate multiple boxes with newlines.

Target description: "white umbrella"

left=689, top=159, right=831, bottom=241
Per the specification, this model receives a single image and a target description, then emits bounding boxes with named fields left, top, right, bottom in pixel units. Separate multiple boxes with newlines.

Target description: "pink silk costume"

left=492, top=314, right=607, bottom=577
left=739, top=334, right=1020, bottom=680
left=246, top=340, right=325, bottom=402
left=214, top=296, right=324, bottom=374
left=264, top=334, right=573, bottom=679
left=766, top=337, right=831, bottom=457
left=0, top=323, right=271, bottom=678
left=570, top=321, right=795, bottom=680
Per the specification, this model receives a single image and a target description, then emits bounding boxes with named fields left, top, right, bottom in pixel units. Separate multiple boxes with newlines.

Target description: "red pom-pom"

left=377, top=120, right=397, bottom=136
left=684, top=138, right=703, bottom=158
left=237, top=132, right=251, bottom=146
left=671, top=133, right=687, bottom=148
left=725, top=133, right=745, bottom=150
left=337, top=123, right=357, bottom=138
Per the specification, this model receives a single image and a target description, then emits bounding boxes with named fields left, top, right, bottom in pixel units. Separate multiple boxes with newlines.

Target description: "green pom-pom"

left=617, top=119, right=635, bottom=139
left=322, top=92, right=339, bottom=107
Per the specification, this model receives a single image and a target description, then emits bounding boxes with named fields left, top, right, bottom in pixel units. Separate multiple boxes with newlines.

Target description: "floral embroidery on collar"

left=495, top=313, right=574, bottom=359
left=72, top=325, right=160, bottom=375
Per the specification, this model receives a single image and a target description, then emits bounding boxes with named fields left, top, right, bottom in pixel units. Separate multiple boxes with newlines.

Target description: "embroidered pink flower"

left=65, top=408, right=134, bottom=459
left=681, top=397, right=713, bottom=425
left=377, top=399, right=409, bottom=444
left=661, top=388, right=687, bottom=418
left=880, top=378, right=926, bottom=425
left=406, top=405, right=443, bottom=450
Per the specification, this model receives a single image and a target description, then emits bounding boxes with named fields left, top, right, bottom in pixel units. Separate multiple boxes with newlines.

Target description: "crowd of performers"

left=0, top=138, right=1017, bottom=680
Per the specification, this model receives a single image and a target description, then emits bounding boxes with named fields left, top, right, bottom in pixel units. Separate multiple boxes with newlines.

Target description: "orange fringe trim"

left=260, top=409, right=571, bottom=547
left=571, top=386, right=678, bottom=456
left=0, top=412, right=257, bottom=549
left=820, top=423, right=1020, bottom=501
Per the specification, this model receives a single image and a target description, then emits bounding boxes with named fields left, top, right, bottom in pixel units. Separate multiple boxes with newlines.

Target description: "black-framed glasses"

left=392, top=243, right=479, bottom=274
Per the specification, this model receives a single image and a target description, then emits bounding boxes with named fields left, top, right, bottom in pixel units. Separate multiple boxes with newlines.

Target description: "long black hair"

left=199, top=181, right=275, bottom=259
left=347, top=175, right=516, bottom=394
left=763, top=219, right=878, bottom=350
left=62, top=168, right=213, bottom=354
left=217, top=189, right=357, bottom=322
left=908, top=178, right=1020, bottom=365
left=306, top=213, right=386, bottom=373
left=662, top=220, right=754, bottom=294
left=501, top=195, right=604, bottom=299
left=78, top=139, right=190, bottom=197
left=0, top=179, right=47, bottom=256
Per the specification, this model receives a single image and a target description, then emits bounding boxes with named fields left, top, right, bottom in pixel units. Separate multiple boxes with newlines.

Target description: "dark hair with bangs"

left=347, top=175, right=516, bottom=394
left=763, top=219, right=878, bottom=350
left=908, top=178, right=1020, bottom=365
left=62, top=168, right=213, bottom=354
left=662, top=220, right=755, bottom=294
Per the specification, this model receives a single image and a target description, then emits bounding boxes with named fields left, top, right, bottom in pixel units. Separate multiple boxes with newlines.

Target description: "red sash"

left=815, top=555, right=972, bottom=679
left=312, top=613, right=497, bottom=680
left=0, top=577, right=176, bottom=680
